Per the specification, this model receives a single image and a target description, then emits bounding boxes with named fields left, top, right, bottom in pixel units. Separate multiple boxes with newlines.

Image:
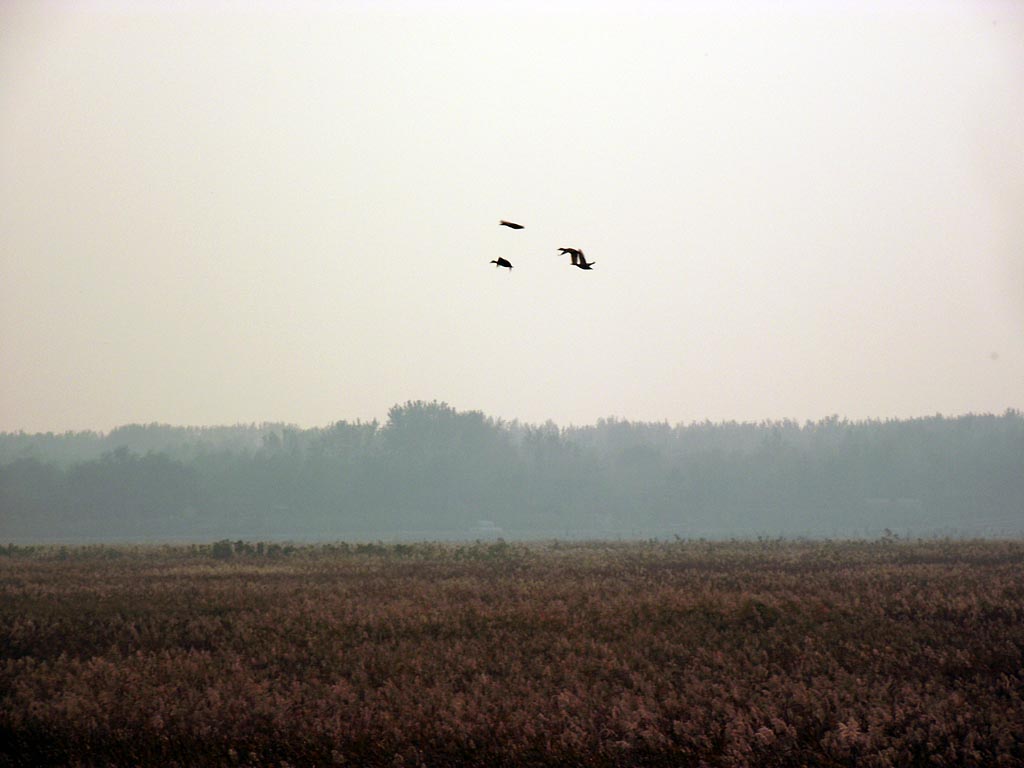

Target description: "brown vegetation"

left=1, top=539, right=1022, bottom=767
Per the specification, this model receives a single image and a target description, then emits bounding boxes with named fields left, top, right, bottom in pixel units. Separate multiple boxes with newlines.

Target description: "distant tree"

left=2, top=408, right=1022, bottom=540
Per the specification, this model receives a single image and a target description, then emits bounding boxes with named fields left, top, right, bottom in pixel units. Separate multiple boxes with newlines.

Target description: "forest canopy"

left=1, top=403, right=1022, bottom=541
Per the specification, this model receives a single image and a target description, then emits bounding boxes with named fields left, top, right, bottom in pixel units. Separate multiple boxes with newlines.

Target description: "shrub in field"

left=210, top=539, right=233, bottom=559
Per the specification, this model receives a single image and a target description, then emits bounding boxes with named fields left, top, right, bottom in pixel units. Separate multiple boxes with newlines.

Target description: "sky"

left=1, top=0, right=1022, bottom=433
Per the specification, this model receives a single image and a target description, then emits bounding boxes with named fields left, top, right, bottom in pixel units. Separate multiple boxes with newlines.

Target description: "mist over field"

left=4, top=5, right=1024, bottom=766
left=2, top=403, right=1021, bottom=543
left=2, top=4, right=1022, bottom=547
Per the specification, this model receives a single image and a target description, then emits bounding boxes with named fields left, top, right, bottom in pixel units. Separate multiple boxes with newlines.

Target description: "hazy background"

left=2, top=0, right=1022, bottom=434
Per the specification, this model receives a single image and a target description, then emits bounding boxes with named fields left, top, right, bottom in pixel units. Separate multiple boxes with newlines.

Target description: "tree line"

left=1, top=402, right=1022, bottom=541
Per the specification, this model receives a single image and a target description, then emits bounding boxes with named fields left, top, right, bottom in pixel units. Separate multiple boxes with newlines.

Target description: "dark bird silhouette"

left=499, top=220, right=524, bottom=229
left=560, top=247, right=594, bottom=269
left=573, top=252, right=595, bottom=270
left=490, top=257, right=513, bottom=270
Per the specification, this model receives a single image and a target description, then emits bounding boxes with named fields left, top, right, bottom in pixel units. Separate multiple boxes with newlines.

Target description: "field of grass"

left=2, top=538, right=1022, bottom=767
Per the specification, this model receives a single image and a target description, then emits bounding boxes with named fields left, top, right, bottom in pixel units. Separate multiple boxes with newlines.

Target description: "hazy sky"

left=2, top=1, right=1022, bottom=433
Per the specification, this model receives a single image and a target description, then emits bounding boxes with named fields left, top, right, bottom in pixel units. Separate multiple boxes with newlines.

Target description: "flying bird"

left=490, top=257, right=513, bottom=271
left=560, top=247, right=595, bottom=270
left=572, top=252, right=595, bottom=270
left=499, top=220, right=524, bottom=229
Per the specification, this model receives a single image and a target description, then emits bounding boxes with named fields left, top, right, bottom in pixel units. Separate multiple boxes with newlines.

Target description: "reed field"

left=1, top=538, right=1022, bottom=767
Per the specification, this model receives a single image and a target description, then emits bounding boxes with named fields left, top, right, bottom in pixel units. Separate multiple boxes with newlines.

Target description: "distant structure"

left=472, top=520, right=504, bottom=539
left=499, top=220, right=524, bottom=229
left=490, top=257, right=513, bottom=271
